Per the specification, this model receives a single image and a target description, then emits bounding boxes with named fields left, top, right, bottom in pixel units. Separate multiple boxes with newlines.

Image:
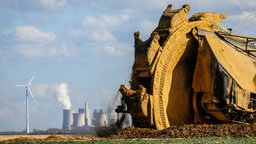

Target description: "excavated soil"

left=0, top=135, right=100, bottom=143
left=108, top=123, right=256, bottom=139
left=1, top=123, right=256, bottom=143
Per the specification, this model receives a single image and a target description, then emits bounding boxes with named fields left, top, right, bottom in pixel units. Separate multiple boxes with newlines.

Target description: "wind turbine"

left=14, top=73, right=36, bottom=134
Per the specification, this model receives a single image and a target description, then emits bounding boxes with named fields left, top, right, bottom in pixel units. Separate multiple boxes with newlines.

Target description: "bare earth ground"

left=109, top=123, right=256, bottom=139
left=1, top=123, right=256, bottom=142
left=0, top=134, right=100, bottom=141
left=0, top=134, right=102, bottom=143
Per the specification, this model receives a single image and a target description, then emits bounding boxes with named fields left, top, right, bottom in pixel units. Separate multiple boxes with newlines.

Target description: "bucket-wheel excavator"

left=115, top=4, right=256, bottom=130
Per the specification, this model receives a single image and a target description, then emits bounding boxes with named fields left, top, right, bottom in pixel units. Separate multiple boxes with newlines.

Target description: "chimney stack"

left=84, top=101, right=91, bottom=127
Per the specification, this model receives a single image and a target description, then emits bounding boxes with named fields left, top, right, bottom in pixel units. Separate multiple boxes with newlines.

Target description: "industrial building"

left=71, top=108, right=85, bottom=130
left=92, top=109, right=108, bottom=127
left=62, top=101, right=119, bottom=130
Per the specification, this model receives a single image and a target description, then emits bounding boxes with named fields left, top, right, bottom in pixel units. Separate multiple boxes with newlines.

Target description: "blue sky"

left=0, top=0, right=256, bottom=132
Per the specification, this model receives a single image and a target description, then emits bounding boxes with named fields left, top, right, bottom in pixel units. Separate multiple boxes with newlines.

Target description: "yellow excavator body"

left=116, top=4, right=256, bottom=130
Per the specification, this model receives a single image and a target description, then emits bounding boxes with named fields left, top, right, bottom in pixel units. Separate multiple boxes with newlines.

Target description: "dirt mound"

left=2, top=123, right=256, bottom=142
left=44, top=135, right=69, bottom=140
left=108, top=123, right=256, bottom=139
left=43, top=135, right=98, bottom=141
left=1, top=134, right=98, bottom=143
left=2, top=136, right=38, bottom=143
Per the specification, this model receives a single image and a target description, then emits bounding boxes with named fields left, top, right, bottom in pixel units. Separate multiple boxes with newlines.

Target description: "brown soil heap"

left=109, top=123, right=256, bottom=139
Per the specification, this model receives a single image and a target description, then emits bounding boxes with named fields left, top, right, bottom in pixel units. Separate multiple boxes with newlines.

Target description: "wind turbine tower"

left=14, top=73, right=36, bottom=134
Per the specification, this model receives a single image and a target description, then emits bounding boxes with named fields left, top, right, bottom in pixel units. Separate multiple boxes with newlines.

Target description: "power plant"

left=61, top=101, right=120, bottom=130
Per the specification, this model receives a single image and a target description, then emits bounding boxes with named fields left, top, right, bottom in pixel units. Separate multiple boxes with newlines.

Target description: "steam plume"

left=54, top=83, right=71, bottom=109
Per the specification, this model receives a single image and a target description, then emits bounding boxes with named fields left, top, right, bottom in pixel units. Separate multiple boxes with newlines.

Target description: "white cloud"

left=102, top=15, right=120, bottom=27
left=93, top=43, right=132, bottom=58
left=120, top=8, right=134, bottom=21
left=82, top=15, right=120, bottom=29
left=31, top=83, right=50, bottom=97
left=226, top=0, right=256, bottom=8
left=82, top=16, right=98, bottom=27
left=88, top=30, right=116, bottom=42
left=1, top=26, right=78, bottom=58
left=68, top=29, right=83, bottom=38
left=15, top=44, right=47, bottom=57
left=76, top=9, right=135, bottom=57
left=81, top=9, right=134, bottom=29
left=39, top=0, right=67, bottom=10
left=81, top=16, right=119, bottom=43
left=13, top=26, right=56, bottom=42
left=12, top=44, right=77, bottom=58
left=103, top=46, right=123, bottom=57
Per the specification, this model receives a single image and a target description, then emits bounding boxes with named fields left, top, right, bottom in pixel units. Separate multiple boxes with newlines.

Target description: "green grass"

left=1, top=137, right=256, bottom=144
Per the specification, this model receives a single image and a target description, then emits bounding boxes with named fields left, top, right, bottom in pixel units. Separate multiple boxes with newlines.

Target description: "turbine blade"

left=28, top=73, right=37, bottom=85
left=28, top=87, right=34, bottom=99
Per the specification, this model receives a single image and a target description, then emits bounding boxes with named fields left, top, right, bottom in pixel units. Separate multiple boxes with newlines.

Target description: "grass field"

left=1, top=136, right=256, bottom=144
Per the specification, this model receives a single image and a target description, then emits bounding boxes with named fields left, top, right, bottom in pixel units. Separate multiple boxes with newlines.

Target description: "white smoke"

left=53, top=83, right=71, bottom=109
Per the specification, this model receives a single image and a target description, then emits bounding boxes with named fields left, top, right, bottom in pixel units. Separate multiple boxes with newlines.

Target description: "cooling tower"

left=79, top=108, right=85, bottom=113
left=62, top=109, right=73, bottom=130
left=72, top=112, right=85, bottom=128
